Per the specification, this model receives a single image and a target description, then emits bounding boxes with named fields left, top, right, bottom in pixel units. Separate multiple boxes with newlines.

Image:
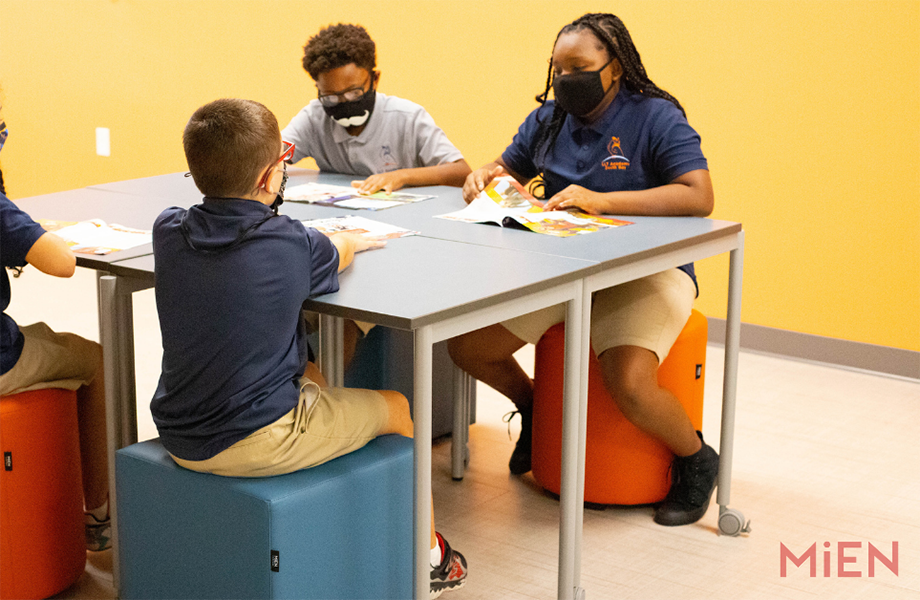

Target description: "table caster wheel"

left=718, top=508, right=751, bottom=536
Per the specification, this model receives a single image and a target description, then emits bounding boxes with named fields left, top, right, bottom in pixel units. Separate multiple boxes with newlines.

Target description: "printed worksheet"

left=39, top=219, right=152, bottom=255
left=285, top=182, right=434, bottom=210
left=301, top=215, right=419, bottom=241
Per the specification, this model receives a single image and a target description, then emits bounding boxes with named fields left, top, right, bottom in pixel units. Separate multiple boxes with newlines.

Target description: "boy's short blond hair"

left=183, top=99, right=280, bottom=198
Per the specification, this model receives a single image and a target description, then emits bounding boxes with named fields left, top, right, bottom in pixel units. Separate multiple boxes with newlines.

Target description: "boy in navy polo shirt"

left=282, top=23, right=472, bottom=364
left=1, top=123, right=111, bottom=550
left=449, top=13, right=719, bottom=528
left=151, top=98, right=466, bottom=597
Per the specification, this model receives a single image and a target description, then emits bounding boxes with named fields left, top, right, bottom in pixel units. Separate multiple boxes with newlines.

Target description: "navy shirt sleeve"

left=302, top=225, right=339, bottom=297
left=1, top=194, right=48, bottom=374
left=647, top=101, right=709, bottom=183
left=1, top=194, right=46, bottom=268
left=501, top=105, right=554, bottom=181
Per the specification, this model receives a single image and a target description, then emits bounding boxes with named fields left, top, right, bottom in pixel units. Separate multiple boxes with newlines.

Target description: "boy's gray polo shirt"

left=281, top=92, right=464, bottom=176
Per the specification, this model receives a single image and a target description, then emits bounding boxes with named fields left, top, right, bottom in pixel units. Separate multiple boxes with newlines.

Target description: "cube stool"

left=0, top=388, right=86, bottom=600
left=531, top=309, right=707, bottom=505
left=116, top=435, right=413, bottom=600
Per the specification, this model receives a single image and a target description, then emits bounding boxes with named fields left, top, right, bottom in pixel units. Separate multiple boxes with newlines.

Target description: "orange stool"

left=0, top=388, right=86, bottom=600
left=531, top=309, right=707, bottom=505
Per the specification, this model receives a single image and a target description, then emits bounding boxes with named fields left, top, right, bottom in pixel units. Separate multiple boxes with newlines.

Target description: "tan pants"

left=171, top=378, right=390, bottom=477
left=502, top=269, right=696, bottom=362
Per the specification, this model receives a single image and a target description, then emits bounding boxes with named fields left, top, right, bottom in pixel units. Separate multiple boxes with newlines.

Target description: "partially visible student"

left=151, top=98, right=467, bottom=598
left=281, top=23, right=471, bottom=364
left=448, top=13, right=718, bottom=527
left=0, top=100, right=111, bottom=551
left=0, top=110, right=7, bottom=195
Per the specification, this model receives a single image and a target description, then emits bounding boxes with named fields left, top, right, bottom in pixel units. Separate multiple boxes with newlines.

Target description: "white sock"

left=85, top=499, right=109, bottom=522
left=430, top=537, right=442, bottom=568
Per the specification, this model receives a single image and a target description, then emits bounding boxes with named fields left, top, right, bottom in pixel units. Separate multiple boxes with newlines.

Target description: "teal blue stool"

left=115, top=435, right=413, bottom=599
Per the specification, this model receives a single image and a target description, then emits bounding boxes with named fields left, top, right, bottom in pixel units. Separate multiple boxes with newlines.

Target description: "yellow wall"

left=1, top=0, right=918, bottom=351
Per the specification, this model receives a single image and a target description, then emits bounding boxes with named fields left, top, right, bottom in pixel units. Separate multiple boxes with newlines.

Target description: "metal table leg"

left=413, top=326, right=434, bottom=600
left=558, top=281, right=590, bottom=600
left=97, top=273, right=145, bottom=592
left=717, top=231, right=750, bottom=536
left=318, top=314, right=345, bottom=387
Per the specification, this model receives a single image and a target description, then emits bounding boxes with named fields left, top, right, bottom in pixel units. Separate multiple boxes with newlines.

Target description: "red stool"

left=0, top=388, right=86, bottom=600
left=531, top=309, right=707, bottom=505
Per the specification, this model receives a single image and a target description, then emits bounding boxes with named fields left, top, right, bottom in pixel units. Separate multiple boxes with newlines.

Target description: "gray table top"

left=12, top=187, right=167, bottom=269
left=108, top=236, right=596, bottom=330
left=22, top=172, right=741, bottom=322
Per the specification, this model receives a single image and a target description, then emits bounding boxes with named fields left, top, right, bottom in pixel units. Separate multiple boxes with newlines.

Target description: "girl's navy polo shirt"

left=151, top=199, right=339, bottom=461
left=1, top=194, right=47, bottom=374
left=502, top=89, right=709, bottom=287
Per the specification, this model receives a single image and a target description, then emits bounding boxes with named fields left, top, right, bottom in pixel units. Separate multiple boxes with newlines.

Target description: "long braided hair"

left=530, top=13, right=684, bottom=198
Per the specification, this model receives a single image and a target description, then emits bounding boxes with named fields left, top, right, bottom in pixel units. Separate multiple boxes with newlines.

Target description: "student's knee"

left=448, top=324, right=521, bottom=369
left=447, top=333, right=475, bottom=368
left=380, top=390, right=413, bottom=438
left=597, top=346, right=659, bottom=417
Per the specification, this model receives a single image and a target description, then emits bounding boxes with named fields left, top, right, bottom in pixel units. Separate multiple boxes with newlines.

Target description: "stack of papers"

left=39, top=219, right=152, bottom=255
left=301, top=215, right=418, bottom=241
left=285, top=182, right=434, bottom=210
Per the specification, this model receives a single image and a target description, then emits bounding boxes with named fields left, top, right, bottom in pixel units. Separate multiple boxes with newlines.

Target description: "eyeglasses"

left=258, top=141, right=295, bottom=190
left=317, top=75, right=372, bottom=107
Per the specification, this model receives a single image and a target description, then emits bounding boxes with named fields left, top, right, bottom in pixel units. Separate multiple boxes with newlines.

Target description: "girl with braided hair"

left=448, top=13, right=717, bottom=527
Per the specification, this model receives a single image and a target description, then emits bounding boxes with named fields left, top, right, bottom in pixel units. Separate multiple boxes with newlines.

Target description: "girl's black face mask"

left=552, top=57, right=615, bottom=118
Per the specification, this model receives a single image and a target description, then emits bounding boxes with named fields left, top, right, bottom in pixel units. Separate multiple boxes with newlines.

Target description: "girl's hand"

left=543, top=185, right=607, bottom=214
left=351, top=171, right=408, bottom=195
left=462, top=164, right=504, bottom=204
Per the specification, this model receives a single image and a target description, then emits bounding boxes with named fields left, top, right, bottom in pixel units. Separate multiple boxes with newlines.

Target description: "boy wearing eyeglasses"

left=282, top=23, right=471, bottom=364
left=151, top=98, right=468, bottom=598
left=281, top=23, right=470, bottom=195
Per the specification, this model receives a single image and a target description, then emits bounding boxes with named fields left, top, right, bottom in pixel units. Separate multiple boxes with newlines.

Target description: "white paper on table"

left=301, top=215, right=418, bottom=241
left=51, top=219, right=152, bottom=254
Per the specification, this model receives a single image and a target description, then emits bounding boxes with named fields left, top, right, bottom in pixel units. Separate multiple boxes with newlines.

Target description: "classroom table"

left=16, top=173, right=745, bottom=600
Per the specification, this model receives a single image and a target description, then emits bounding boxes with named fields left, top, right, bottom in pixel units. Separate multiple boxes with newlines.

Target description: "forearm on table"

left=329, top=235, right=356, bottom=272
left=594, top=170, right=713, bottom=217
left=399, top=159, right=472, bottom=188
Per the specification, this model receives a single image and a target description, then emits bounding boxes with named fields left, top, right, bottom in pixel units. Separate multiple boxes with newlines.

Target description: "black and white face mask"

left=323, top=88, right=376, bottom=128
left=271, top=168, right=289, bottom=214
left=552, top=57, right=615, bottom=118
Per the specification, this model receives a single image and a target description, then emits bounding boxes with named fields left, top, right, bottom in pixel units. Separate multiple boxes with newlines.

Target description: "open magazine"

left=436, top=176, right=632, bottom=237
left=285, top=182, right=434, bottom=210
left=300, top=215, right=418, bottom=241
left=38, top=219, right=152, bottom=255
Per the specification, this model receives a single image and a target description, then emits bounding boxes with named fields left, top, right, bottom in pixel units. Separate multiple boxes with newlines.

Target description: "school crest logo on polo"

left=380, top=145, right=398, bottom=172
left=602, top=136, right=629, bottom=171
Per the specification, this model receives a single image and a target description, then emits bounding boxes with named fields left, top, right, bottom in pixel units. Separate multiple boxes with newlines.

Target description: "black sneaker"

left=654, top=431, right=719, bottom=526
left=431, top=532, right=467, bottom=599
left=504, top=406, right=533, bottom=475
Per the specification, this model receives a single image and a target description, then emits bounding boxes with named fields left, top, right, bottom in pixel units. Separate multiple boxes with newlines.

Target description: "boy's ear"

left=262, top=165, right=278, bottom=195
left=372, top=70, right=381, bottom=88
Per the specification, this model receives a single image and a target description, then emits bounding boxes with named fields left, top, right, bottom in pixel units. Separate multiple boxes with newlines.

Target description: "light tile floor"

left=6, top=267, right=918, bottom=600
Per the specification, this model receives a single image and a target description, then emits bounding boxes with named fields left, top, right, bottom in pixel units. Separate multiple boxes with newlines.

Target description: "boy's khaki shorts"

left=502, top=268, right=696, bottom=363
left=171, top=379, right=390, bottom=477
left=0, top=322, right=100, bottom=396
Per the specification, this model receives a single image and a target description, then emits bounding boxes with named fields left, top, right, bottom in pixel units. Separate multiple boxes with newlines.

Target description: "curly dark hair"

left=302, top=23, right=377, bottom=79
left=529, top=13, right=685, bottom=198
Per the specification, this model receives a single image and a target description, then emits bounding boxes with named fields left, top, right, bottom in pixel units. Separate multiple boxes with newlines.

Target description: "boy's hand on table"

left=351, top=171, right=407, bottom=195
left=462, top=164, right=504, bottom=204
left=330, top=232, right=386, bottom=253
left=543, top=184, right=606, bottom=214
